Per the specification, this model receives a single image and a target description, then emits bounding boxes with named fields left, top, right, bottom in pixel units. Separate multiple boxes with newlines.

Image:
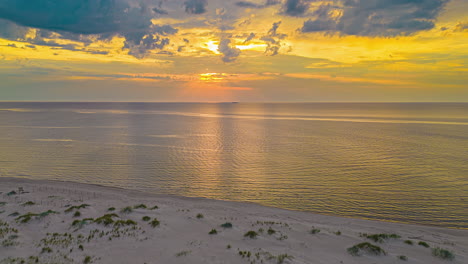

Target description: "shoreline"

left=1, top=177, right=467, bottom=263
left=1, top=176, right=465, bottom=231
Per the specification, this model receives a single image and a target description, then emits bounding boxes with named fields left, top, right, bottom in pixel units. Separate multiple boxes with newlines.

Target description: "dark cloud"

left=125, top=34, right=171, bottom=58
left=0, top=0, right=147, bottom=35
left=235, top=1, right=262, bottom=8
left=301, top=4, right=337, bottom=32
left=0, top=1, right=180, bottom=58
left=283, top=0, right=309, bottom=17
left=184, top=0, right=208, bottom=14
left=243, top=33, right=256, bottom=44
left=153, top=7, right=169, bottom=15
left=266, top=0, right=281, bottom=5
left=235, top=0, right=281, bottom=9
left=0, top=19, right=30, bottom=40
left=301, top=0, right=449, bottom=36
left=87, top=50, right=109, bottom=55
left=218, top=39, right=241, bottom=63
left=261, top=21, right=285, bottom=56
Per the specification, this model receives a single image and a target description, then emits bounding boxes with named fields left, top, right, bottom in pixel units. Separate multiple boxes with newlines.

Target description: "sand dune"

left=0, top=177, right=466, bottom=264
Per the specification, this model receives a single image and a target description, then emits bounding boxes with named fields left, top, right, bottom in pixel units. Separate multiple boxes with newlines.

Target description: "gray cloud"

left=153, top=7, right=169, bottom=15
left=301, top=0, right=449, bottom=36
left=184, top=0, right=208, bottom=14
left=283, top=0, right=309, bottom=17
left=243, top=33, right=256, bottom=43
left=218, top=38, right=241, bottom=62
left=0, top=1, right=180, bottom=58
left=235, top=1, right=262, bottom=8
left=261, top=21, right=285, bottom=56
left=0, top=0, right=146, bottom=35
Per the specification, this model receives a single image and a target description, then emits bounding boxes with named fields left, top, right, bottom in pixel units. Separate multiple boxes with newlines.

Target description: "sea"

left=0, top=102, right=467, bottom=229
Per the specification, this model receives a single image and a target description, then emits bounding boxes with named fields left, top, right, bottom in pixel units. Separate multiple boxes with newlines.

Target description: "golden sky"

left=0, top=0, right=467, bottom=101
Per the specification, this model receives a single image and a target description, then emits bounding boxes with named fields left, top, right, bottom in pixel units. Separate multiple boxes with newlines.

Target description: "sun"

left=205, top=40, right=267, bottom=54
left=199, top=73, right=227, bottom=82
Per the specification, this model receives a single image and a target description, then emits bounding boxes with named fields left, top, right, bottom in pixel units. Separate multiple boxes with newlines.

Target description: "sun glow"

left=206, top=41, right=220, bottom=54
left=205, top=40, right=268, bottom=54
left=199, top=73, right=227, bottom=81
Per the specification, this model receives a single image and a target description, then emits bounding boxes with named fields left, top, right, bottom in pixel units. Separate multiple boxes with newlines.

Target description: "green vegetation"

left=404, top=240, right=413, bottom=245
left=335, top=231, right=342, bottom=235
left=267, top=227, right=276, bottom=235
left=347, top=242, right=386, bottom=256
left=149, top=218, right=160, bottom=228
left=142, top=216, right=151, bottom=221
left=150, top=205, right=159, bottom=210
left=73, top=211, right=81, bottom=217
left=38, top=210, right=58, bottom=218
left=310, top=228, right=321, bottom=234
left=196, top=213, right=204, bottom=219
left=432, top=247, right=455, bottom=260
left=275, top=254, right=294, bottom=264
left=209, top=229, right=218, bottom=235
left=84, top=256, right=92, bottom=264
left=107, top=207, right=115, bottom=211
left=8, top=212, right=19, bottom=217
left=41, top=247, right=52, bottom=254
left=120, top=207, right=133, bottom=214
left=1, top=235, right=19, bottom=247
left=227, top=244, right=231, bottom=249
left=64, top=204, right=89, bottom=213
left=361, top=233, right=400, bottom=243
left=15, top=210, right=58, bottom=223
left=113, top=219, right=137, bottom=228
left=94, top=214, right=119, bottom=226
left=72, top=218, right=94, bottom=229
left=0, top=202, right=6, bottom=206
left=133, top=204, right=147, bottom=209
left=22, top=201, right=35, bottom=206
left=0, top=220, right=18, bottom=239
left=418, top=241, right=430, bottom=248
left=398, top=255, right=408, bottom=261
left=244, top=231, right=259, bottom=239
left=79, top=244, right=84, bottom=251
left=220, top=222, right=233, bottom=228
left=175, top=250, right=191, bottom=257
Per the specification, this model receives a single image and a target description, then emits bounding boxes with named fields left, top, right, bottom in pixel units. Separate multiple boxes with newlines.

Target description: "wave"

left=33, top=139, right=74, bottom=142
left=2, top=107, right=468, bottom=126
left=0, top=108, right=41, bottom=112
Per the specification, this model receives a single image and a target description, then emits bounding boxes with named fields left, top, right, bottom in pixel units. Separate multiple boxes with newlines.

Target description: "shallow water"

left=1, top=102, right=467, bottom=228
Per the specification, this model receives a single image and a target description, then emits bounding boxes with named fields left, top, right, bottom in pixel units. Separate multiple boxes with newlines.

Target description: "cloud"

left=283, top=0, right=309, bottom=17
left=454, top=22, right=468, bottom=32
left=183, top=0, right=208, bottom=14
left=300, top=0, right=450, bottom=36
left=235, top=1, right=262, bottom=8
left=301, top=4, right=337, bottom=32
left=243, top=33, right=256, bottom=43
left=153, top=7, right=169, bottom=15
left=0, top=0, right=146, bottom=35
left=218, top=38, right=241, bottom=62
left=0, top=0, right=180, bottom=58
left=261, top=21, right=286, bottom=56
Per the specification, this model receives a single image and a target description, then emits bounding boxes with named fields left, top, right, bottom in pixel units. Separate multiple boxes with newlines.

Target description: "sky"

left=0, top=0, right=467, bottom=102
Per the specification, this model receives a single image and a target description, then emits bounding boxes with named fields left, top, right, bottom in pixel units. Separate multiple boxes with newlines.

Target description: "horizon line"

left=1, top=101, right=468, bottom=104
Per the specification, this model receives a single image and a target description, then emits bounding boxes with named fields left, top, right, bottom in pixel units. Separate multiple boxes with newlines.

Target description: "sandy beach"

left=0, top=177, right=466, bottom=264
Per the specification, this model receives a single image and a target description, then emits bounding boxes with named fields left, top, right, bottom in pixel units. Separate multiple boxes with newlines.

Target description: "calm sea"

left=0, top=102, right=467, bottom=228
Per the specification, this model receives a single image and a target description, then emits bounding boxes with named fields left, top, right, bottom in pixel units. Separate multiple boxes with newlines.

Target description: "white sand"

left=0, top=177, right=466, bottom=264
